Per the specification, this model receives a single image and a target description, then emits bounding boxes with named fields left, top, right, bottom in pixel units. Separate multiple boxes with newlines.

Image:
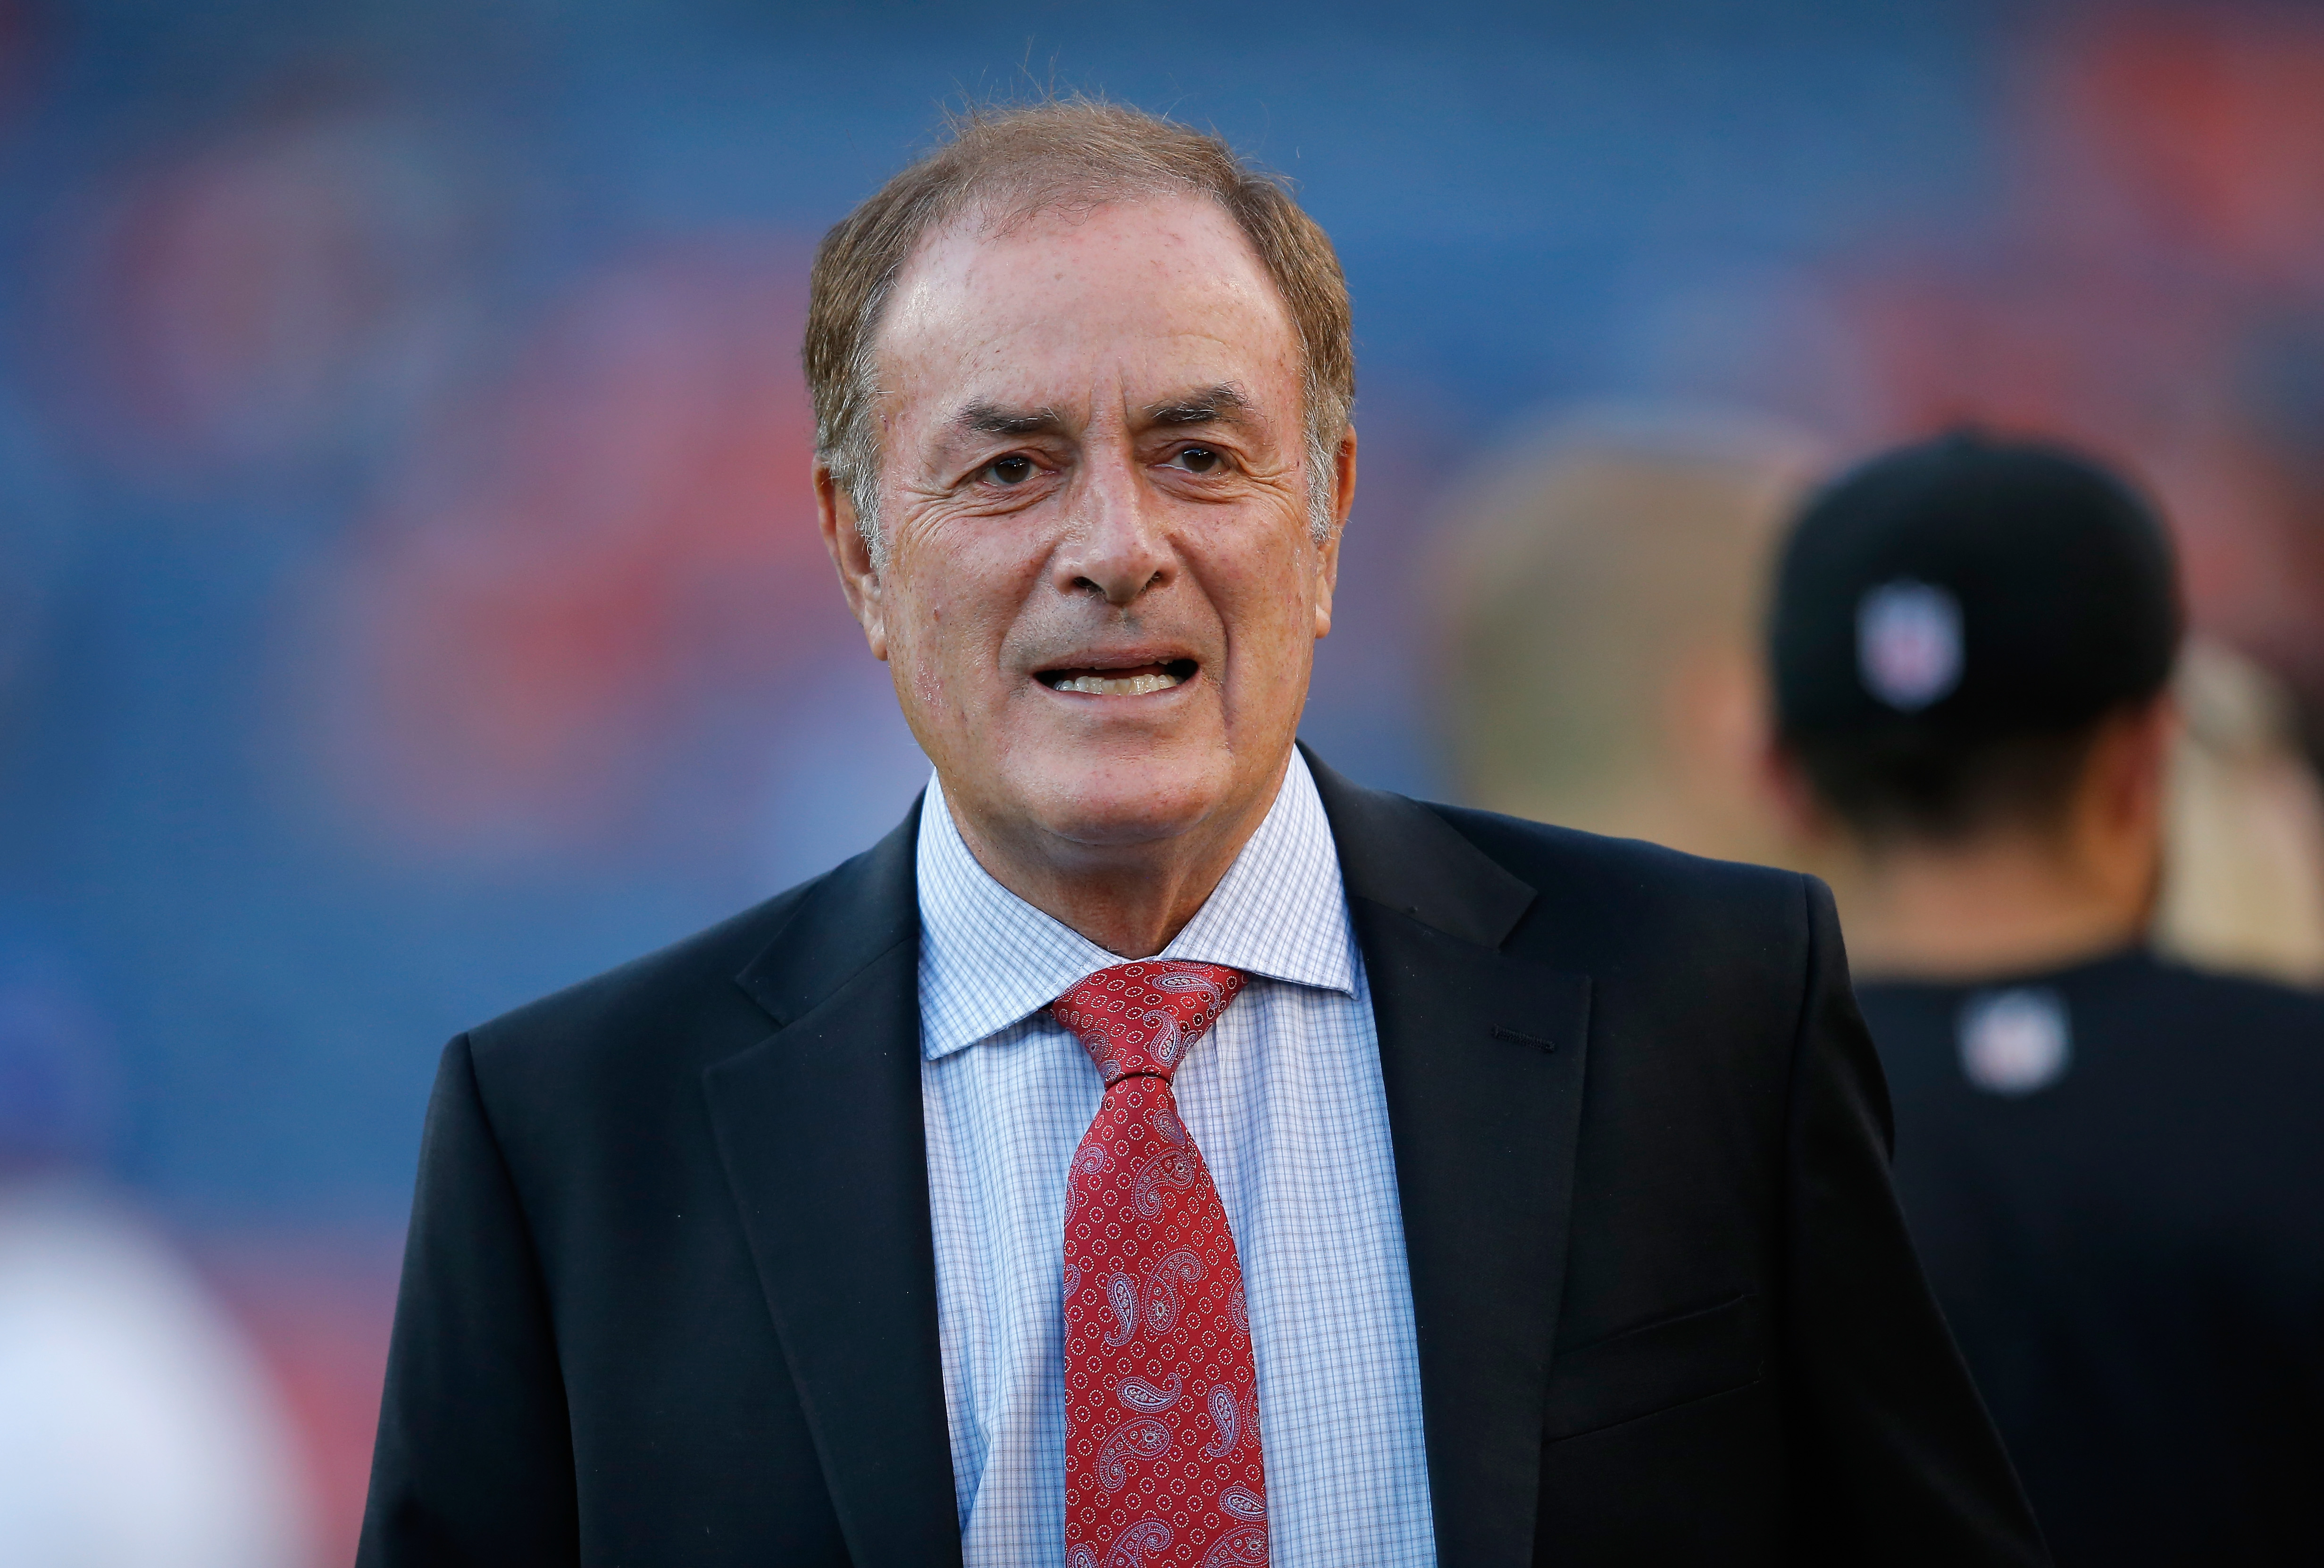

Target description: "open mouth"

left=1035, top=658, right=1199, bottom=697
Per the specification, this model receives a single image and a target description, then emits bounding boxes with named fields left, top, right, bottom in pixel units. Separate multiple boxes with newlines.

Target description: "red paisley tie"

left=1053, top=961, right=1270, bottom=1568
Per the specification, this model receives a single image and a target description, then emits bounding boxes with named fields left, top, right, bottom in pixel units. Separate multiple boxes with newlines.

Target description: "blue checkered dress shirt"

left=917, top=751, right=1438, bottom=1566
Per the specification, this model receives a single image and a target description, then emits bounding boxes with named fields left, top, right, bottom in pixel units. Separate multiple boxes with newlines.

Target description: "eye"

left=981, top=454, right=1037, bottom=486
left=1168, top=445, right=1225, bottom=475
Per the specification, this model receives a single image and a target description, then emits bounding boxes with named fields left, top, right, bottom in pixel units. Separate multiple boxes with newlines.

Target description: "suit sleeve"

left=358, top=1035, right=579, bottom=1568
left=1780, top=876, right=2050, bottom=1565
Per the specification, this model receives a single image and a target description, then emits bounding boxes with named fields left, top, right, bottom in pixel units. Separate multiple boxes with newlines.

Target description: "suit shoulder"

left=463, top=876, right=820, bottom=1082
left=1417, top=800, right=1818, bottom=984
left=1426, top=800, right=1808, bottom=917
left=457, top=790, right=923, bottom=1104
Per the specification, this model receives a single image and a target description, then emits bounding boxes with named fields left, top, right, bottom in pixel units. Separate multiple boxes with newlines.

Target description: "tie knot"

left=1051, top=960, right=1246, bottom=1085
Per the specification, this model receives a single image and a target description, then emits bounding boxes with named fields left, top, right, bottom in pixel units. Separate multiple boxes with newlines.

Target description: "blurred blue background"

left=8, top=0, right=2324, bottom=1553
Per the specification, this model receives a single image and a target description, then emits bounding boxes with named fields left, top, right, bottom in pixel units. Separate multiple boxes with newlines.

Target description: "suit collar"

left=706, top=799, right=964, bottom=1568
left=733, top=795, right=924, bottom=1029
left=1308, top=747, right=1593, bottom=1568
left=1302, top=743, right=1537, bottom=949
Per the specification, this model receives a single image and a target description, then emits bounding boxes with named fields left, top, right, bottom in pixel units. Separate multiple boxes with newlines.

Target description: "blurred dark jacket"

left=359, top=756, right=2045, bottom=1566
left=1861, top=950, right=2324, bottom=1564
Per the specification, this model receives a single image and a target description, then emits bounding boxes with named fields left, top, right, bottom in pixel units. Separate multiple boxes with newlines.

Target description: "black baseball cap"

left=1769, top=431, right=2182, bottom=748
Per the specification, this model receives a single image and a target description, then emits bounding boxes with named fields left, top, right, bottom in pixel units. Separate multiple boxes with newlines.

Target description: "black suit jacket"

left=359, top=753, right=2045, bottom=1566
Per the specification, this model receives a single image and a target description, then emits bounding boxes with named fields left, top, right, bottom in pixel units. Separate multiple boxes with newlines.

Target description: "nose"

left=1053, top=447, right=1173, bottom=607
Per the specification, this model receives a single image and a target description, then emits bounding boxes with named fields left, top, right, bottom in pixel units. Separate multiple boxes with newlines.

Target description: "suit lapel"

left=1308, top=751, right=1593, bottom=1568
left=702, top=801, right=963, bottom=1568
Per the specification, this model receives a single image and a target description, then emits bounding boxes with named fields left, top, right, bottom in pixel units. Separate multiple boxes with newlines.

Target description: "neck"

left=1833, top=824, right=2156, bottom=983
left=944, top=755, right=1291, bottom=959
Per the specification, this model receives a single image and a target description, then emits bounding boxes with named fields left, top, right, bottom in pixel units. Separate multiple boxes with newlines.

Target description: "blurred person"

left=1437, top=403, right=1825, bottom=866
left=1438, top=404, right=2324, bottom=988
left=361, top=102, right=2045, bottom=1566
left=2152, top=638, right=2324, bottom=986
left=0, top=930, right=312, bottom=1568
left=1766, top=431, right=2324, bottom=1564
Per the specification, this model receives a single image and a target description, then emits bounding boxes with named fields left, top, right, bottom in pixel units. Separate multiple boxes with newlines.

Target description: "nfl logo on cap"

left=1857, top=579, right=1964, bottom=712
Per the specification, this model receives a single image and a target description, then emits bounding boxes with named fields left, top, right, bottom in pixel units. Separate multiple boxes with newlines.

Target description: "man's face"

left=823, top=195, right=1351, bottom=865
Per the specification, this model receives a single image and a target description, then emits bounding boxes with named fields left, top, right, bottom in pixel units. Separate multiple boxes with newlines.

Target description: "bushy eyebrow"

left=947, top=384, right=1250, bottom=443
left=1142, top=384, right=1251, bottom=428
left=955, top=401, right=1066, bottom=439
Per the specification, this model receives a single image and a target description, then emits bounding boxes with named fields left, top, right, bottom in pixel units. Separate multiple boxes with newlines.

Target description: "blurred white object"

left=2153, top=638, right=2324, bottom=986
left=0, top=1182, right=312, bottom=1568
left=1956, top=987, right=2073, bottom=1096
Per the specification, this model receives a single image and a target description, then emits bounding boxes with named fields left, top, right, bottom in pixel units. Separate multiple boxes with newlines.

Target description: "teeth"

left=1054, top=670, right=1183, bottom=696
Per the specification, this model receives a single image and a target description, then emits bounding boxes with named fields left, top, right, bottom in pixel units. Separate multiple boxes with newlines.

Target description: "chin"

left=1020, top=750, right=1234, bottom=851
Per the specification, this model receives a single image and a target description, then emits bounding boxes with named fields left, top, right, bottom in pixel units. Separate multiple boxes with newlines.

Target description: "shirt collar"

left=914, top=750, right=1356, bottom=1061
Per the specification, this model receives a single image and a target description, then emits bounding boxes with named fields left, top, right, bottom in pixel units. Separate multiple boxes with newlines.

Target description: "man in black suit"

left=1766, top=432, right=2324, bottom=1563
left=360, top=103, right=2043, bottom=1566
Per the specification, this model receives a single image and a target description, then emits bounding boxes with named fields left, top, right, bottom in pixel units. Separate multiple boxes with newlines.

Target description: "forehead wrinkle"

left=886, top=197, right=1288, bottom=352
left=879, top=206, right=1305, bottom=464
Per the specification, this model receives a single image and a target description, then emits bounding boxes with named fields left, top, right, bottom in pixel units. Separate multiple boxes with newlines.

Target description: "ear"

left=816, top=461, right=889, bottom=662
left=2099, top=693, right=2178, bottom=834
left=1313, top=424, right=1358, bottom=640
